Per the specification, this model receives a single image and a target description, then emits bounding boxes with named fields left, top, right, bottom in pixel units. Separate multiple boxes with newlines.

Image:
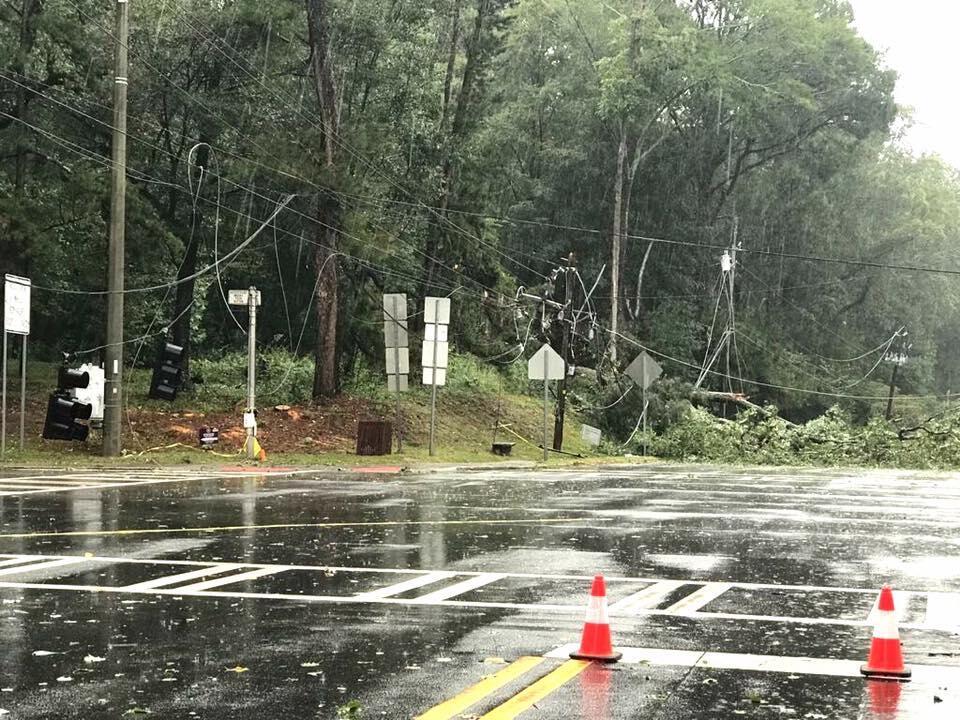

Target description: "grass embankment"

left=0, top=359, right=604, bottom=468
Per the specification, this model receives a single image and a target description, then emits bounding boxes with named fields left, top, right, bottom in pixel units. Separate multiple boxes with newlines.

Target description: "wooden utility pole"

left=885, top=362, right=899, bottom=421
left=103, top=0, right=129, bottom=457
left=553, top=254, right=575, bottom=451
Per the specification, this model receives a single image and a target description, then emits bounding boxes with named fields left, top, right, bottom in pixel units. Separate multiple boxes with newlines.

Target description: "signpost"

left=229, top=287, right=262, bottom=458
left=528, top=343, right=564, bottom=461
left=2, top=274, right=30, bottom=455
left=422, top=297, right=451, bottom=456
left=625, top=351, right=663, bottom=456
left=383, top=293, right=409, bottom=452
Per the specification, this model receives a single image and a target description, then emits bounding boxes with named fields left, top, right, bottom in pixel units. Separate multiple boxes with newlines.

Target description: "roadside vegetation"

left=4, top=1, right=960, bottom=471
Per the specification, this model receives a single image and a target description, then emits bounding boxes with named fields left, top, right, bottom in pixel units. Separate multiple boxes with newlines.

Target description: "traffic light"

left=42, top=368, right=93, bottom=442
left=149, top=342, right=184, bottom=401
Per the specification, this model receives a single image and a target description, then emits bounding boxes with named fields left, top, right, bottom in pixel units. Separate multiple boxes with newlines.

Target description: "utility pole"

left=102, top=0, right=129, bottom=457
left=553, top=254, right=575, bottom=451
left=885, top=330, right=910, bottom=421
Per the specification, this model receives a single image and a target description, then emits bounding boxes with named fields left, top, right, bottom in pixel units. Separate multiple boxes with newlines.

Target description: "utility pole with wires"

left=103, top=0, right=129, bottom=457
left=553, top=253, right=576, bottom=451
left=885, top=330, right=911, bottom=421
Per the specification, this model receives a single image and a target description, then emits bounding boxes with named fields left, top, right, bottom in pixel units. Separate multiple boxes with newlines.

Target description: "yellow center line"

left=479, top=660, right=591, bottom=719
left=0, top=518, right=587, bottom=540
left=414, top=656, right=545, bottom=720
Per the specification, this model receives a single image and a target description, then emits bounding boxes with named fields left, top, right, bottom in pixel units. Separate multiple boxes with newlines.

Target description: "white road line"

left=412, top=573, right=507, bottom=603
left=546, top=644, right=957, bottom=680
left=663, top=582, right=733, bottom=615
left=354, top=571, right=456, bottom=600
left=175, top=567, right=281, bottom=592
left=609, top=580, right=688, bottom=614
left=0, top=556, right=34, bottom=568
left=0, top=576, right=951, bottom=631
left=124, top=564, right=246, bottom=591
left=0, top=553, right=946, bottom=597
left=0, top=469, right=307, bottom=497
left=0, top=558, right=80, bottom=576
left=925, top=592, right=960, bottom=631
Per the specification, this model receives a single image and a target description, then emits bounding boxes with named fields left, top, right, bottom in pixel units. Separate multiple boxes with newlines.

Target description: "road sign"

left=2, top=274, right=30, bottom=456
left=424, top=297, right=451, bottom=325
left=3, top=275, right=30, bottom=336
left=528, top=343, right=565, bottom=381
left=383, top=294, right=409, bottom=348
left=385, top=347, right=410, bottom=375
left=625, top=351, right=663, bottom=389
left=227, top=289, right=262, bottom=307
left=422, top=297, right=452, bottom=455
left=581, top=424, right=602, bottom=447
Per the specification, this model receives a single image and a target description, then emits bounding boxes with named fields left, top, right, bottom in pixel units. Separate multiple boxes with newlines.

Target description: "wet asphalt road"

left=0, top=464, right=956, bottom=719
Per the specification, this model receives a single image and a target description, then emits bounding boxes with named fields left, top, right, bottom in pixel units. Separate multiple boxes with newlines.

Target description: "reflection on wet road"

left=0, top=464, right=956, bottom=718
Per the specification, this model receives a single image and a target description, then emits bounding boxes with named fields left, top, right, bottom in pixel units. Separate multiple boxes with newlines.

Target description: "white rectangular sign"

left=422, top=341, right=449, bottom=369
left=3, top=274, right=31, bottom=336
left=424, top=323, right=449, bottom=343
left=387, top=374, right=409, bottom=393
left=228, top=289, right=262, bottom=307
left=383, top=294, right=409, bottom=348
left=422, top=367, right=447, bottom=386
left=385, top=347, right=410, bottom=375
left=424, top=297, right=451, bottom=325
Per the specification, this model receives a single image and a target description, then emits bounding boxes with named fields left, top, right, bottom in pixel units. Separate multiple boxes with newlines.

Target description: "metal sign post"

left=422, top=297, right=450, bottom=457
left=3, top=274, right=31, bottom=456
left=528, top=343, right=565, bottom=462
left=228, top=287, right=262, bottom=458
left=383, top=293, right=409, bottom=453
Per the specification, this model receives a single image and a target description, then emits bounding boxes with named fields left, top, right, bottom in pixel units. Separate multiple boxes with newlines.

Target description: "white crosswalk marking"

left=124, top=564, right=247, bottom=591
left=412, top=573, right=507, bottom=603
left=354, top=571, right=456, bottom=600
left=0, top=468, right=305, bottom=497
left=663, top=582, right=733, bottom=615
left=176, top=567, right=282, bottom=593
left=609, top=580, right=688, bottom=614
left=924, top=592, right=960, bottom=631
left=0, top=553, right=953, bottom=633
left=0, top=558, right=81, bottom=576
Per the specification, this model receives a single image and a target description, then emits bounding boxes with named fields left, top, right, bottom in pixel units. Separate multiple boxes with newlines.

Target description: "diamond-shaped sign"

left=527, top=343, right=565, bottom=381
left=625, top=351, right=663, bottom=390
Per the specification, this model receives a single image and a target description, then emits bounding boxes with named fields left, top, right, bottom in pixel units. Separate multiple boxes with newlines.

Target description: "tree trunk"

left=171, top=145, right=209, bottom=384
left=312, top=194, right=340, bottom=398
left=10, top=0, right=45, bottom=273
left=306, top=0, right=341, bottom=399
left=609, top=123, right=628, bottom=365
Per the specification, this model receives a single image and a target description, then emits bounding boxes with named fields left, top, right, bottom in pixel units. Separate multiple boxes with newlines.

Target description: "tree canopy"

left=3, top=0, right=958, bottom=425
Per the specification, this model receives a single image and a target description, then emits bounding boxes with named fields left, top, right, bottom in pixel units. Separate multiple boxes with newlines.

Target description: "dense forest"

left=3, top=0, right=960, bottom=439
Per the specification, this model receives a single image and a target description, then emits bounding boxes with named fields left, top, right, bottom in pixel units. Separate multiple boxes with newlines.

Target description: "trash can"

left=356, top=420, right=393, bottom=456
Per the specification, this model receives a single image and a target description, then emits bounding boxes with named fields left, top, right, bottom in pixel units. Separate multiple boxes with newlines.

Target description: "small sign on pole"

left=2, top=274, right=31, bottom=455
left=230, top=287, right=260, bottom=458
left=383, top=293, right=410, bottom=452
left=625, top=351, right=664, bottom=457
left=528, top=343, right=564, bottom=461
left=422, top=297, right=451, bottom=456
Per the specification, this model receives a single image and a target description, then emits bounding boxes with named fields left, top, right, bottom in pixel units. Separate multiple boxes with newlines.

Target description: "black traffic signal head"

left=58, top=367, right=90, bottom=391
left=42, top=393, right=92, bottom=442
left=149, top=342, right=185, bottom=401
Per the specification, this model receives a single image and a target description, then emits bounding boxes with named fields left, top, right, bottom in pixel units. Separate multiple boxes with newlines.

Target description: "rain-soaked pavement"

left=0, top=463, right=956, bottom=719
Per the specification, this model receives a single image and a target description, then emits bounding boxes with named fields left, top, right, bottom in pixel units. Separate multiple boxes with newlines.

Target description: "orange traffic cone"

left=861, top=586, right=911, bottom=680
left=570, top=575, right=622, bottom=663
